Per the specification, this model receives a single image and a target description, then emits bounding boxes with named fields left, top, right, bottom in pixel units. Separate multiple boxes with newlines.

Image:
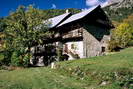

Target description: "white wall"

left=63, top=41, right=84, bottom=60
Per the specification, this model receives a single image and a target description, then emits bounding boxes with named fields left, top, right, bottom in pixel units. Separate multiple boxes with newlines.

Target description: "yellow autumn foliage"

left=111, top=23, right=133, bottom=48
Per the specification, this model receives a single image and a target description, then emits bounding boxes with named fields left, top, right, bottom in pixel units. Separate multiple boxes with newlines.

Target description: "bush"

left=0, top=53, right=4, bottom=66
left=22, top=54, right=31, bottom=67
left=0, top=50, right=12, bottom=66
left=11, top=51, right=22, bottom=66
left=127, top=40, right=133, bottom=47
left=10, top=48, right=31, bottom=67
left=108, top=40, right=122, bottom=52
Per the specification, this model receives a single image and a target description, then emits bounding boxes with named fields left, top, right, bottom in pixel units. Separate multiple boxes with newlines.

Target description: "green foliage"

left=5, top=5, right=50, bottom=48
left=109, top=23, right=133, bottom=51
left=67, top=8, right=81, bottom=14
left=108, top=40, right=119, bottom=52
left=0, top=50, right=13, bottom=66
left=22, top=54, right=31, bottom=67
left=0, top=53, right=4, bottom=65
left=42, top=8, right=81, bottom=19
left=10, top=48, right=31, bottom=67
left=11, top=51, right=21, bottom=66
left=0, top=18, right=6, bottom=32
left=3, top=5, right=51, bottom=67
left=123, top=14, right=133, bottom=26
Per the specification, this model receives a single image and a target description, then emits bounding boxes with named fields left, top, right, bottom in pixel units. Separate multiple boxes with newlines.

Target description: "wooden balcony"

left=62, top=28, right=83, bottom=39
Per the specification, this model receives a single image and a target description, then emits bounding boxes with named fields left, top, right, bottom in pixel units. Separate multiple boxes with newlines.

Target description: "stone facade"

left=83, top=28, right=102, bottom=57
left=61, top=24, right=110, bottom=59
left=83, top=25, right=110, bottom=58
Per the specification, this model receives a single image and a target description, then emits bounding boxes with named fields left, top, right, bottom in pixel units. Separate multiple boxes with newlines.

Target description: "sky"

left=0, top=0, right=107, bottom=17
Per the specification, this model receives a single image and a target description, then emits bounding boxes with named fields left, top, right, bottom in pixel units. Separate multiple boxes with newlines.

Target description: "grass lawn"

left=0, top=47, right=133, bottom=89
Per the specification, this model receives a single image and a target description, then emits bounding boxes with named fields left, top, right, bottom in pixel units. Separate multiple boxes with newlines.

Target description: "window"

left=71, top=44, right=74, bottom=49
left=102, top=47, right=105, bottom=53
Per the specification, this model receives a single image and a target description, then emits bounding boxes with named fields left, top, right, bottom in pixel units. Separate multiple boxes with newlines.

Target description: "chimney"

left=66, top=9, right=69, bottom=13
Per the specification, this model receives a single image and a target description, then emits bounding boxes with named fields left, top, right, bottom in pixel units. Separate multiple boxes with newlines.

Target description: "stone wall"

left=83, top=25, right=110, bottom=58
left=83, top=29, right=101, bottom=57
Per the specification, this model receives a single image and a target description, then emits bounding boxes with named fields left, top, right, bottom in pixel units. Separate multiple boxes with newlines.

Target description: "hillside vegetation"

left=104, top=0, right=133, bottom=22
left=0, top=47, right=133, bottom=89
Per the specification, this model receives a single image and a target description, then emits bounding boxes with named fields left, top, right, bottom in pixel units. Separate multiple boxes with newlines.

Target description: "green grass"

left=0, top=47, right=133, bottom=89
left=58, top=47, right=133, bottom=72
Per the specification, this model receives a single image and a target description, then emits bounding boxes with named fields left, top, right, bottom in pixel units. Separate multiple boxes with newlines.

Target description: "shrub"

left=11, top=51, right=22, bottom=66
left=127, top=40, right=133, bottom=47
left=10, top=47, right=31, bottom=67
left=0, top=53, right=4, bottom=66
left=22, top=53, right=31, bottom=67
left=108, top=40, right=119, bottom=52
left=0, top=50, right=12, bottom=66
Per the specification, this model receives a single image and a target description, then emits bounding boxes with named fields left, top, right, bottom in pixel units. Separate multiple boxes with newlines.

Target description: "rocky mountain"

left=109, top=0, right=133, bottom=9
left=104, top=0, right=133, bottom=22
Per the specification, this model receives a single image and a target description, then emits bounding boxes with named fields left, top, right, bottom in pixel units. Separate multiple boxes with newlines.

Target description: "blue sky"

left=0, top=0, right=107, bottom=17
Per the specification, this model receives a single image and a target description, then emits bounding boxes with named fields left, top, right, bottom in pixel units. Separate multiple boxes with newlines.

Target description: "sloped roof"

left=57, top=5, right=100, bottom=27
left=44, top=13, right=71, bottom=28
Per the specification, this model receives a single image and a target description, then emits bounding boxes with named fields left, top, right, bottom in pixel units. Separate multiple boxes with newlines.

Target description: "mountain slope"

left=104, top=0, right=133, bottom=22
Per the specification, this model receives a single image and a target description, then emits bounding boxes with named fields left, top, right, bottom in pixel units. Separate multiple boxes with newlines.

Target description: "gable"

left=57, top=5, right=99, bottom=27
left=83, top=24, right=110, bottom=41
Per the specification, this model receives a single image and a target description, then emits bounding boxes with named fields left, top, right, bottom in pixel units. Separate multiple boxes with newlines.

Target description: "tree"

left=0, top=18, right=7, bottom=32
left=109, top=23, right=133, bottom=51
left=123, top=14, right=133, bottom=26
left=42, top=8, right=81, bottom=19
left=4, top=5, right=51, bottom=66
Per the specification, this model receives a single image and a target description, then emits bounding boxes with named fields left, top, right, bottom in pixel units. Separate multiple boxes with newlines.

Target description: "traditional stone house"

left=46, top=5, right=114, bottom=60
left=30, top=5, right=114, bottom=66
